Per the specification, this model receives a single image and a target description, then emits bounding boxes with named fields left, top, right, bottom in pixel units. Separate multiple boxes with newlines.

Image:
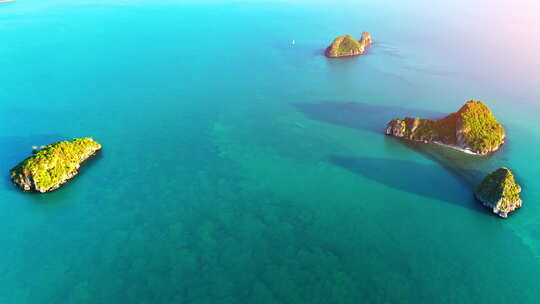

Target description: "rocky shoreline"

left=475, top=168, right=522, bottom=218
left=431, top=141, right=478, bottom=155
left=384, top=101, right=526, bottom=218
left=386, top=101, right=505, bottom=156
left=10, top=138, right=102, bottom=193
left=325, top=32, right=372, bottom=58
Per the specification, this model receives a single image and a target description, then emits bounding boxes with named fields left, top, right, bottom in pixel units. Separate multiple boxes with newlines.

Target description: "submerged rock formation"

left=475, top=168, right=522, bottom=218
left=385, top=101, right=505, bottom=155
left=10, top=138, right=102, bottom=193
left=325, top=32, right=372, bottom=58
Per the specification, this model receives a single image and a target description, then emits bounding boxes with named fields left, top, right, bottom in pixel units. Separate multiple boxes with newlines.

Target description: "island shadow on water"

left=328, top=155, right=487, bottom=214
left=292, top=101, right=496, bottom=214
left=293, top=101, right=498, bottom=182
left=292, top=101, right=446, bottom=135
left=400, top=140, right=496, bottom=186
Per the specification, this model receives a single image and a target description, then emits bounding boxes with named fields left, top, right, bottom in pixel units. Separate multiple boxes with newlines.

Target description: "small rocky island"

left=325, top=32, right=372, bottom=58
left=386, top=101, right=505, bottom=156
left=475, top=168, right=522, bottom=218
left=10, top=138, right=102, bottom=193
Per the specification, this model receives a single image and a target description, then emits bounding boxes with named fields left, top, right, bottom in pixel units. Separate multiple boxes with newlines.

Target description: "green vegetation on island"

left=385, top=101, right=505, bottom=155
left=10, top=138, right=102, bottom=193
left=475, top=168, right=522, bottom=218
left=325, top=32, right=372, bottom=58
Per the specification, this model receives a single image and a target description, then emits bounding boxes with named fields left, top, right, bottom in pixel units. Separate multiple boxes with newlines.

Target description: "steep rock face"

left=475, top=168, right=522, bottom=218
left=10, top=138, right=102, bottom=193
left=454, top=101, right=506, bottom=155
left=386, top=119, right=407, bottom=137
left=360, top=31, right=372, bottom=45
left=325, top=32, right=372, bottom=58
left=385, top=101, right=505, bottom=155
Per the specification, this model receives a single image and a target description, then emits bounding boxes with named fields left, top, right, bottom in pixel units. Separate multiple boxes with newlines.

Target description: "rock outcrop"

left=10, top=138, right=102, bottom=193
left=475, top=168, right=522, bottom=218
left=385, top=101, right=505, bottom=155
left=325, top=32, right=372, bottom=58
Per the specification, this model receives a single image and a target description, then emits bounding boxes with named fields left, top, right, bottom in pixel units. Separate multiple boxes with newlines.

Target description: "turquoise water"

left=1, top=0, right=540, bottom=302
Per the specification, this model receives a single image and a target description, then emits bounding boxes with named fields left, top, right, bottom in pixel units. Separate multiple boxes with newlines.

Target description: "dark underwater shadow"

left=292, top=101, right=446, bottom=135
left=399, top=140, right=495, bottom=186
left=293, top=100, right=501, bottom=183
left=328, top=155, right=487, bottom=215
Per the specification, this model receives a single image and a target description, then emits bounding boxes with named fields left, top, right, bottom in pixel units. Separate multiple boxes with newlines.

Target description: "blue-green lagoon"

left=1, top=0, right=540, bottom=303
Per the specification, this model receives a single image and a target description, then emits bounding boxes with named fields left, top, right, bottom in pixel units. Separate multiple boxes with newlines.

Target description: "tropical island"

left=10, top=138, right=102, bottom=193
left=325, top=32, right=372, bottom=58
left=385, top=101, right=505, bottom=156
left=475, top=168, right=522, bottom=218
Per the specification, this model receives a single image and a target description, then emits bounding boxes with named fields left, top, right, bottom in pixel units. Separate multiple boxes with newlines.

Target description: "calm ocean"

left=1, top=0, right=539, bottom=303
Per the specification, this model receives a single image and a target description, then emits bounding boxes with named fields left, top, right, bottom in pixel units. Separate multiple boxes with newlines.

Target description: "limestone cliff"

left=475, top=168, right=522, bottom=218
left=385, top=101, right=505, bottom=155
left=325, top=32, right=372, bottom=58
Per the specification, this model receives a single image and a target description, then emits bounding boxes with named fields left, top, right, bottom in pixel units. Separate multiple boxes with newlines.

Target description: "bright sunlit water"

left=1, top=0, right=540, bottom=303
